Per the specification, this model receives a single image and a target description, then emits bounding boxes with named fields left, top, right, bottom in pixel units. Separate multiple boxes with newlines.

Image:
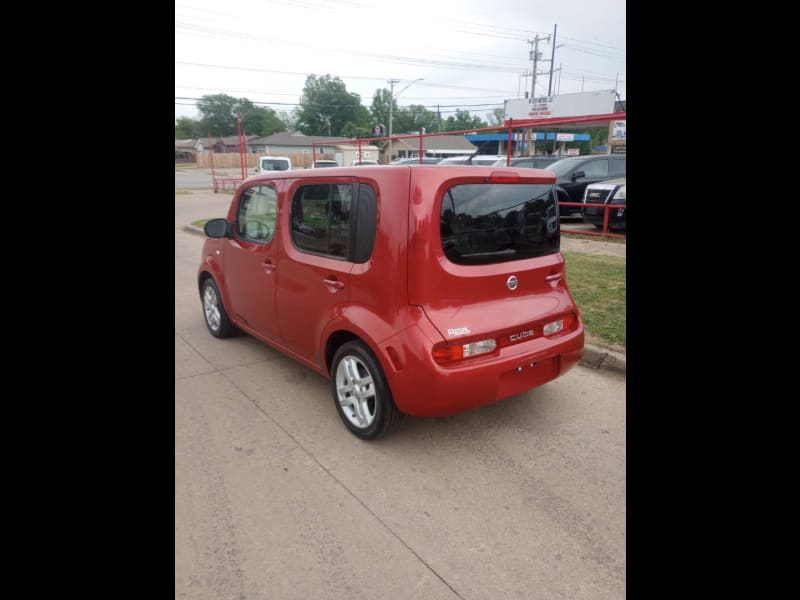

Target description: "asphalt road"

left=175, top=192, right=627, bottom=599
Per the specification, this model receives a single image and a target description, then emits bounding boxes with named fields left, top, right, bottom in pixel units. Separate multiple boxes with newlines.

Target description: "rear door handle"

left=263, top=260, right=276, bottom=272
left=545, top=273, right=562, bottom=282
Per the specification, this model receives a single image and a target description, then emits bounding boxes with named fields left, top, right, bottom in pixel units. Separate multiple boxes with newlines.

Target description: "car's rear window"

left=440, top=183, right=559, bottom=265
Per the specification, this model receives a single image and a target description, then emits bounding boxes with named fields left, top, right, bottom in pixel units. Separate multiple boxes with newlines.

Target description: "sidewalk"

left=182, top=222, right=626, bottom=376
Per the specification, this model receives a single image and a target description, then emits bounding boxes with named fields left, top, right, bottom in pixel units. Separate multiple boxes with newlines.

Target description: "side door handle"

left=263, top=260, right=276, bottom=272
left=323, top=278, right=344, bottom=291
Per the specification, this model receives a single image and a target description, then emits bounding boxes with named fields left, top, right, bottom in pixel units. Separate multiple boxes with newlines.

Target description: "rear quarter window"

left=440, top=183, right=559, bottom=265
left=290, top=182, right=376, bottom=262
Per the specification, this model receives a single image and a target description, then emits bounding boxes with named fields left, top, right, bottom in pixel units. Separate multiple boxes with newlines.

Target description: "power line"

left=175, top=96, right=503, bottom=110
left=175, top=61, right=519, bottom=95
left=175, top=22, right=528, bottom=72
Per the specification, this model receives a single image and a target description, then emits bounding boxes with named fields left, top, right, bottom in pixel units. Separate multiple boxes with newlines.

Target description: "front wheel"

left=201, top=278, right=238, bottom=338
left=331, top=341, right=404, bottom=439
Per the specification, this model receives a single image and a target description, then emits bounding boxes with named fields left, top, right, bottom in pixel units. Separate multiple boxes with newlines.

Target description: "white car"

left=312, top=159, right=340, bottom=168
left=256, top=156, right=291, bottom=173
left=352, top=160, right=379, bottom=166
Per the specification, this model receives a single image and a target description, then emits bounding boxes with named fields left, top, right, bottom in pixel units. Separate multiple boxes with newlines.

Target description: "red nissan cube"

left=198, top=165, right=584, bottom=439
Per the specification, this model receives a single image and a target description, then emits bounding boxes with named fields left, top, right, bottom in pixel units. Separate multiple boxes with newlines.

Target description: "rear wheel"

left=331, top=341, right=404, bottom=439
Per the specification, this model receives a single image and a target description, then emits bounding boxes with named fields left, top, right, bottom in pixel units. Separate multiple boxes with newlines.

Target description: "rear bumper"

left=378, top=323, right=585, bottom=417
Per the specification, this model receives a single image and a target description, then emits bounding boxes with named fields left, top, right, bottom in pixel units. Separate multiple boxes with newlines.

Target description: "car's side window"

left=237, top=185, right=277, bottom=244
left=291, top=184, right=354, bottom=259
left=611, top=157, right=626, bottom=176
left=582, top=159, right=609, bottom=178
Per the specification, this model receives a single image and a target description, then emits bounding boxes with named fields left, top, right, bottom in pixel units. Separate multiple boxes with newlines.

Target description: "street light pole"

left=387, top=78, right=422, bottom=163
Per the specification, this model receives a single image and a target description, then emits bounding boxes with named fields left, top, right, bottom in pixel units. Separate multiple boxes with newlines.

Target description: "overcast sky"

left=175, top=0, right=625, bottom=123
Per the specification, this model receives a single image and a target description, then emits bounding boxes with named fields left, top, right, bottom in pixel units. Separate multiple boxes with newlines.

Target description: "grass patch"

left=562, top=232, right=626, bottom=244
left=191, top=219, right=211, bottom=229
left=562, top=251, right=626, bottom=349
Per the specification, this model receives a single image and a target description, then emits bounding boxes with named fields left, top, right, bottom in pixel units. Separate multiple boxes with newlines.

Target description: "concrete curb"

left=183, top=224, right=206, bottom=237
left=182, top=224, right=626, bottom=375
left=580, top=344, right=626, bottom=375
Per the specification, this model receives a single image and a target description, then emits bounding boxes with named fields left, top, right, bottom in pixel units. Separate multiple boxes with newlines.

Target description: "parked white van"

left=257, top=156, right=292, bottom=173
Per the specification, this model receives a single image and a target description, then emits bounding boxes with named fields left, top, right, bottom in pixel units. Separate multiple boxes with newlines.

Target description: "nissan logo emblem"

left=507, top=275, right=519, bottom=290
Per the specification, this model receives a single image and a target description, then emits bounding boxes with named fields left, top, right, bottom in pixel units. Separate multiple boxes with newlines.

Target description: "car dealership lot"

left=175, top=190, right=625, bottom=599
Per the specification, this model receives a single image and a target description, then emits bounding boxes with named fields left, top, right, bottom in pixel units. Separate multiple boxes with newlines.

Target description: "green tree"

left=393, top=104, right=438, bottom=136
left=196, top=94, right=256, bottom=136
left=486, top=108, right=505, bottom=127
left=278, top=111, right=297, bottom=132
left=574, top=127, right=608, bottom=155
left=296, top=75, right=369, bottom=137
left=340, top=107, right=373, bottom=139
left=175, top=117, right=200, bottom=138
left=442, top=110, right=487, bottom=132
left=241, top=106, right=286, bottom=137
left=370, top=88, right=392, bottom=134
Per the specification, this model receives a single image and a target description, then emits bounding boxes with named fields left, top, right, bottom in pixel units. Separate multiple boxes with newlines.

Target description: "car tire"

left=201, top=278, right=238, bottom=338
left=331, top=341, right=404, bottom=439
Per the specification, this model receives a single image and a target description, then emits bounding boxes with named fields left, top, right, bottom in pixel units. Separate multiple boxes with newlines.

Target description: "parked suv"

left=198, top=166, right=584, bottom=439
left=545, top=155, right=626, bottom=216
left=437, top=154, right=507, bottom=166
left=581, top=178, right=626, bottom=232
left=491, top=156, right=562, bottom=169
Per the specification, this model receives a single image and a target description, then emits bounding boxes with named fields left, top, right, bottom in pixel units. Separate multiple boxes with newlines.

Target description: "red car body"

left=198, top=165, right=584, bottom=433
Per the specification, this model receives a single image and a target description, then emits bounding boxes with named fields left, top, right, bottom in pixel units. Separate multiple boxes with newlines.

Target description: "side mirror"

left=204, top=218, right=230, bottom=238
left=572, top=170, right=585, bottom=181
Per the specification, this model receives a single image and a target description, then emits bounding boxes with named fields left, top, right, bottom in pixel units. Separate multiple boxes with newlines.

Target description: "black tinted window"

left=291, top=184, right=353, bottom=259
left=440, top=184, right=559, bottom=265
left=582, top=159, right=609, bottom=178
left=511, top=158, right=534, bottom=168
left=290, top=183, right=377, bottom=261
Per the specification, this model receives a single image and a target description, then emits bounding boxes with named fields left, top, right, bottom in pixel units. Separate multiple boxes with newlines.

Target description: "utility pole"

left=558, top=63, right=562, bottom=94
left=527, top=34, right=549, bottom=155
left=387, top=79, right=398, bottom=163
left=548, top=24, right=558, bottom=96
left=387, top=78, right=422, bottom=163
left=529, top=35, right=547, bottom=99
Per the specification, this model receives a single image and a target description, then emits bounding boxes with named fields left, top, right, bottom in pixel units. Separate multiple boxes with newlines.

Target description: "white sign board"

left=504, top=90, right=616, bottom=120
left=612, top=120, right=626, bottom=140
left=556, top=133, right=574, bottom=142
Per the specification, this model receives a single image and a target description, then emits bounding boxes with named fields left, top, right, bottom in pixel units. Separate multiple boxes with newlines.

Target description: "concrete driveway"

left=175, top=200, right=626, bottom=599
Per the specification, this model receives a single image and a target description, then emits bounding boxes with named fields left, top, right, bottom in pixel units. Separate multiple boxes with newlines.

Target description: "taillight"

left=432, top=338, right=497, bottom=364
left=543, top=313, right=577, bottom=337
